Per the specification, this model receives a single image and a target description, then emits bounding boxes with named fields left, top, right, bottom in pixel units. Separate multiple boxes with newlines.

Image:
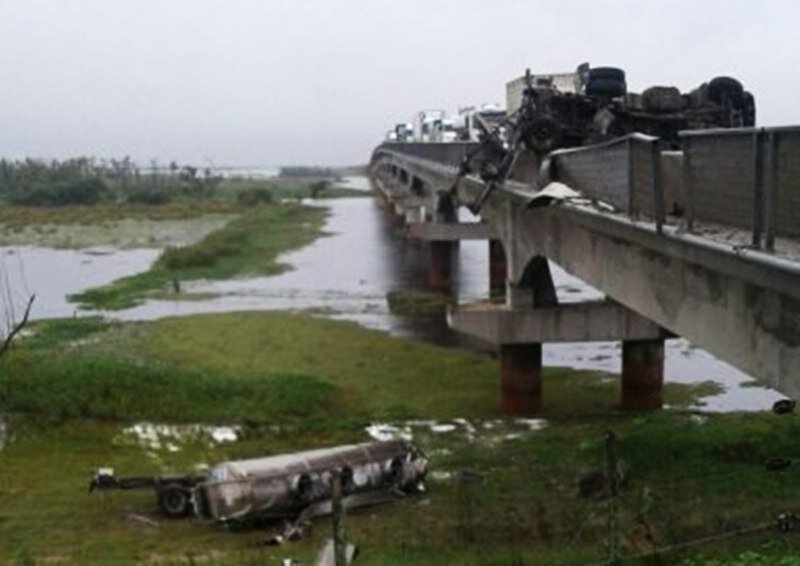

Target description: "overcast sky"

left=0, top=0, right=797, bottom=166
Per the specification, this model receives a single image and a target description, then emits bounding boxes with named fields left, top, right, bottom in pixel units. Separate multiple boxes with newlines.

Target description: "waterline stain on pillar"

left=429, top=241, right=455, bottom=291
left=621, top=339, right=665, bottom=410
left=489, top=239, right=507, bottom=299
left=500, top=343, right=543, bottom=415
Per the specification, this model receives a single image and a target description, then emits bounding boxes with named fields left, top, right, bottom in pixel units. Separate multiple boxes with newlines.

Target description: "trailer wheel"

left=157, top=483, right=192, bottom=518
left=588, top=67, right=626, bottom=83
left=386, top=457, right=405, bottom=485
left=293, top=473, right=314, bottom=503
left=586, top=78, right=627, bottom=98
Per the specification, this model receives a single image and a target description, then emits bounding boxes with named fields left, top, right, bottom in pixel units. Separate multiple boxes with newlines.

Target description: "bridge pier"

left=621, top=339, right=665, bottom=410
left=449, top=254, right=670, bottom=414
left=500, top=343, right=543, bottom=414
left=489, top=239, right=507, bottom=299
left=429, top=240, right=456, bottom=291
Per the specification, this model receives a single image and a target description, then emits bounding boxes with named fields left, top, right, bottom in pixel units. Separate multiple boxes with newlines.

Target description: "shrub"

left=236, top=187, right=274, bottom=206
left=9, top=178, right=109, bottom=206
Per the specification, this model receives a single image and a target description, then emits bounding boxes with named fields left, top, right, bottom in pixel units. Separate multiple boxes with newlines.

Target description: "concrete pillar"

left=489, top=239, right=507, bottom=299
left=621, top=339, right=665, bottom=410
left=429, top=241, right=454, bottom=291
left=500, top=343, right=542, bottom=414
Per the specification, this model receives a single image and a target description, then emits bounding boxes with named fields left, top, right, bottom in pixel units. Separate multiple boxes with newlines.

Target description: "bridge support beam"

left=500, top=343, right=542, bottom=414
left=621, top=339, right=665, bottom=410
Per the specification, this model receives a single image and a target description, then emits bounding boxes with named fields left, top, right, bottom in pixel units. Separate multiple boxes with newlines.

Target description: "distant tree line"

left=0, top=157, right=222, bottom=206
left=278, top=166, right=342, bottom=180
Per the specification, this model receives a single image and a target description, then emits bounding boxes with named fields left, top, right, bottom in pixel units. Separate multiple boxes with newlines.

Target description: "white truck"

left=415, top=109, right=457, bottom=143
left=455, top=104, right=507, bottom=141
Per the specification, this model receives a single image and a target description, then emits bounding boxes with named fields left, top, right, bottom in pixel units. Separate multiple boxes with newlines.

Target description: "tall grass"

left=0, top=353, right=337, bottom=424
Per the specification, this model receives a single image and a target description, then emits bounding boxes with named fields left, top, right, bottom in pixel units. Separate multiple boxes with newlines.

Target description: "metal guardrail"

left=377, top=142, right=478, bottom=169
left=548, top=134, right=667, bottom=233
left=681, top=126, right=800, bottom=249
left=376, top=128, right=799, bottom=248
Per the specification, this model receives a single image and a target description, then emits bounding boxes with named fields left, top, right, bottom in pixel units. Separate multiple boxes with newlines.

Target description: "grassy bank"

left=68, top=203, right=326, bottom=310
left=217, top=176, right=369, bottom=201
left=2, top=313, right=798, bottom=563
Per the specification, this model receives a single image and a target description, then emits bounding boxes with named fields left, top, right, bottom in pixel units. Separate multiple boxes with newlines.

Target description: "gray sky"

left=0, top=0, right=797, bottom=166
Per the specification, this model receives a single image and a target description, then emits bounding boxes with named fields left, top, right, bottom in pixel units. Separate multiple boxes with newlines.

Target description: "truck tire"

left=586, top=78, right=627, bottom=98
left=707, top=76, right=744, bottom=104
left=589, top=67, right=626, bottom=83
left=386, top=457, right=405, bottom=485
left=523, top=117, right=562, bottom=152
left=642, top=86, right=685, bottom=113
left=157, top=483, right=192, bottom=518
left=292, top=473, right=314, bottom=503
left=742, top=92, right=756, bottom=126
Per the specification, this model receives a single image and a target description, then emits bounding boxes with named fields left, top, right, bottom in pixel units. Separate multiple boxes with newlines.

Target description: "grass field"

left=1, top=313, right=799, bottom=564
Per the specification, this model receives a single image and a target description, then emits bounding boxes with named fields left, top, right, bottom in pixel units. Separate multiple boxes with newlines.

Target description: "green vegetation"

left=1, top=312, right=797, bottom=563
left=278, top=165, right=342, bottom=179
left=386, top=289, right=453, bottom=315
left=69, top=203, right=326, bottom=310
left=218, top=176, right=368, bottom=201
left=0, top=157, right=222, bottom=207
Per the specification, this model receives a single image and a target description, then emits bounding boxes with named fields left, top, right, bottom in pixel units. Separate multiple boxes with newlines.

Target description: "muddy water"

left=0, top=246, right=159, bottom=320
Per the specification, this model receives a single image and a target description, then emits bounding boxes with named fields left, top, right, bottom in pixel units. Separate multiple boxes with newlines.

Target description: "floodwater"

left=0, top=178, right=784, bottom=412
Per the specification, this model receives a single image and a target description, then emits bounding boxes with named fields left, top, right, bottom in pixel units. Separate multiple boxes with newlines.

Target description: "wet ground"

left=0, top=177, right=783, bottom=412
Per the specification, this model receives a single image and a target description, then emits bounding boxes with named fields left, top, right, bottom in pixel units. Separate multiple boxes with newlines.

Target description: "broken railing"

left=548, top=126, right=800, bottom=247
left=546, top=133, right=669, bottom=233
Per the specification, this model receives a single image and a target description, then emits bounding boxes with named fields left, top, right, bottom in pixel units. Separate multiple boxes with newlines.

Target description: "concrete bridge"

left=369, top=127, right=800, bottom=413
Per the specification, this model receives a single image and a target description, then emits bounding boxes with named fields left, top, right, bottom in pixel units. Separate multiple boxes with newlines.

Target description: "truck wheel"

left=157, top=484, right=192, bottom=518
left=524, top=117, right=562, bottom=153
left=642, top=86, right=685, bottom=113
left=588, top=67, right=626, bottom=83
left=586, top=78, right=627, bottom=98
left=293, top=473, right=314, bottom=503
left=742, top=92, right=756, bottom=126
left=707, top=76, right=744, bottom=103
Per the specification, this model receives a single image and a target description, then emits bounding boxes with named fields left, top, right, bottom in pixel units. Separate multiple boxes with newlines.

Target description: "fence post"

left=331, top=469, right=347, bottom=566
left=682, top=135, right=694, bottom=232
left=605, top=430, right=621, bottom=563
left=751, top=129, right=765, bottom=248
left=764, top=130, right=779, bottom=251
left=651, top=140, right=664, bottom=235
left=627, top=136, right=636, bottom=218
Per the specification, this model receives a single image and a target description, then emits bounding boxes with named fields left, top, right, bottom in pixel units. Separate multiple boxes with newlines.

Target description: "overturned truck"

left=90, top=440, right=428, bottom=525
left=504, top=63, right=756, bottom=152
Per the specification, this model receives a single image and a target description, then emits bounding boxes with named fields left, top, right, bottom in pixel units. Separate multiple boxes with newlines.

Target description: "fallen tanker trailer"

left=90, top=440, right=428, bottom=525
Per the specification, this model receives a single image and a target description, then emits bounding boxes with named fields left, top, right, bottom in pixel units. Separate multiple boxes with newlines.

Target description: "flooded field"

left=0, top=181, right=783, bottom=412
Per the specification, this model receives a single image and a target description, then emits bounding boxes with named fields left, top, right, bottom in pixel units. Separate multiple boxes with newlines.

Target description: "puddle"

left=117, top=422, right=241, bottom=452
left=365, top=418, right=547, bottom=446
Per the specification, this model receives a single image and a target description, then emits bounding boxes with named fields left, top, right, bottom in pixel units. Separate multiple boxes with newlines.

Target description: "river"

left=0, top=178, right=783, bottom=411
